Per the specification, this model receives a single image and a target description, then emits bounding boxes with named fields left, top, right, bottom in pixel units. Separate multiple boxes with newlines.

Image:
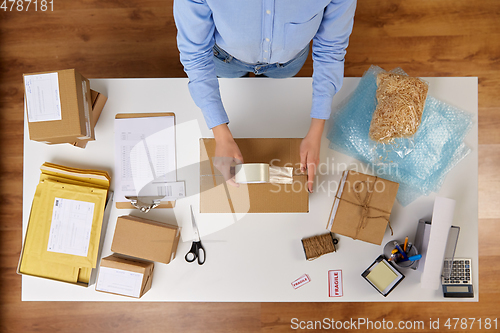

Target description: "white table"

left=22, top=77, right=478, bottom=301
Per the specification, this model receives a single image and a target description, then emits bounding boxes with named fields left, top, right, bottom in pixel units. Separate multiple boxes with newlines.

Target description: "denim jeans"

left=213, top=43, right=309, bottom=78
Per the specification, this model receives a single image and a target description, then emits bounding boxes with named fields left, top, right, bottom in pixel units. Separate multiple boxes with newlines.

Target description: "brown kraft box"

left=24, top=69, right=94, bottom=145
left=72, top=89, right=108, bottom=148
left=111, top=215, right=181, bottom=264
left=326, top=170, right=399, bottom=245
left=96, top=254, right=154, bottom=298
left=200, top=138, right=309, bottom=213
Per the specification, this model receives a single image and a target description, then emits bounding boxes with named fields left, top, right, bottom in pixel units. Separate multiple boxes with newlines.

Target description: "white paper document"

left=47, top=198, right=95, bottom=257
left=135, top=180, right=186, bottom=200
left=24, top=72, right=62, bottom=122
left=96, top=267, right=143, bottom=298
left=114, top=116, right=182, bottom=202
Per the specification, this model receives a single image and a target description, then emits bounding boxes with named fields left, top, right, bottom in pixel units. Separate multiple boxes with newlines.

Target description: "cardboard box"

left=111, top=215, right=181, bottom=264
left=96, top=254, right=154, bottom=298
left=23, top=69, right=94, bottom=145
left=90, top=89, right=107, bottom=127
left=72, top=89, right=108, bottom=148
left=200, top=138, right=309, bottom=213
left=326, top=170, right=399, bottom=245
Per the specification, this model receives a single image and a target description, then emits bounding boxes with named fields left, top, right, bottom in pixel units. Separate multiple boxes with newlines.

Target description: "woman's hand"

left=300, top=118, right=325, bottom=193
left=212, top=124, right=244, bottom=186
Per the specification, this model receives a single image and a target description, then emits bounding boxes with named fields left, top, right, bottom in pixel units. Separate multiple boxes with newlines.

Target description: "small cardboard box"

left=200, top=138, right=309, bottom=213
left=90, top=89, right=107, bottom=127
left=111, top=215, right=181, bottom=264
left=96, top=254, right=154, bottom=298
left=23, top=69, right=94, bottom=145
left=326, top=170, right=399, bottom=245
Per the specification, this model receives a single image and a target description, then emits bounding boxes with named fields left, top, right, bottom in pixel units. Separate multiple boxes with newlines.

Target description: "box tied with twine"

left=327, top=170, right=399, bottom=245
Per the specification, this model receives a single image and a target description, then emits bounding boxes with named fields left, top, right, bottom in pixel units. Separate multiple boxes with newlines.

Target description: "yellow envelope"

left=19, top=163, right=110, bottom=285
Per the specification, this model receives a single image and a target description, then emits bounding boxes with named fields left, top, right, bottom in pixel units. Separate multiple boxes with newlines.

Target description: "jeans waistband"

left=213, top=43, right=309, bottom=66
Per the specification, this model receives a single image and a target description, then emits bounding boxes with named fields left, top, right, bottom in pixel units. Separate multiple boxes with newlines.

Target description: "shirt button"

left=266, top=10, right=271, bottom=14
left=264, top=58, right=267, bottom=61
left=265, top=38, right=270, bottom=42
left=264, top=50, right=268, bottom=53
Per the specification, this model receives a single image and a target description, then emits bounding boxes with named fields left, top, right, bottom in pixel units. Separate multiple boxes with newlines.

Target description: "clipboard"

left=115, top=113, right=176, bottom=210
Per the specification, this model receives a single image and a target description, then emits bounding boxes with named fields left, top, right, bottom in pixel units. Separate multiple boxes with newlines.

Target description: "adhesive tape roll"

left=235, top=163, right=269, bottom=183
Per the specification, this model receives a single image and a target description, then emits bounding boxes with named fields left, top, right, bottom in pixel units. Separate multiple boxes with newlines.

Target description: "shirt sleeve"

left=310, top=0, right=357, bottom=120
left=173, top=0, right=229, bottom=129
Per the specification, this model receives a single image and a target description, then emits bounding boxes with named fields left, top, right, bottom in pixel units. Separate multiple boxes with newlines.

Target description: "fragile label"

left=291, top=274, right=311, bottom=289
left=328, top=270, right=343, bottom=297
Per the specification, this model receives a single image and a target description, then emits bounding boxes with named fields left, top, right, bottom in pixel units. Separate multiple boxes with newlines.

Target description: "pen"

left=408, top=254, right=422, bottom=261
left=403, top=237, right=408, bottom=252
left=393, top=241, right=409, bottom=261
left=401, top=254, right=422, bottom=262
left=407, top=243, right=412, bottom=253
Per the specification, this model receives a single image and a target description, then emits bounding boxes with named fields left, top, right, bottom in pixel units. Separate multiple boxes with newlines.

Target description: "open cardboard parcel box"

left=200, top=138, right=309, bottom=213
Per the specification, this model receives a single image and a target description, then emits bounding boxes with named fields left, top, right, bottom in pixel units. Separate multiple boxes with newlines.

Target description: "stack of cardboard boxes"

left=95, top=215, right=181, bottom=298
left=23, top=69, right=107, bottom=148
left=20, top=69, right=182, bottom=299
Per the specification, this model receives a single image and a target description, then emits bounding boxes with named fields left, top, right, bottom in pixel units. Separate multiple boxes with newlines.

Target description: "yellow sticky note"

left=366, top=261, right=398, bottom=292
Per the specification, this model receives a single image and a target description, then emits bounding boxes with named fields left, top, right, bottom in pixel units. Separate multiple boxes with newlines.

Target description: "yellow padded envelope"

left=20, top=182, right=80, bottom=283
left=19, top=163, right=110, bottom=285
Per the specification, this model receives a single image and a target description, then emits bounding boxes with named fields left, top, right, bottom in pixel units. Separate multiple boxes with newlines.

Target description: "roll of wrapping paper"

left=235, top=163, right=269, bottom=183
left=302, top=233, right=338, bottom=260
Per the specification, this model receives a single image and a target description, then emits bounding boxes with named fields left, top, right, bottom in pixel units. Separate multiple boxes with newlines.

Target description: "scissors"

left=185, top=205, right=206, bottom=265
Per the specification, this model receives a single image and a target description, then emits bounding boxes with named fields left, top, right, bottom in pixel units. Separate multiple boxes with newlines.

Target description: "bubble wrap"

left=327, top=66, right=474, bottom=206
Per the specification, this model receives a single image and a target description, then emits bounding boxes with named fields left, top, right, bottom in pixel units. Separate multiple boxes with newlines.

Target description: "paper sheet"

left=24, top=72, right=62, bottom=122
left=134, top=180, right=186, bottom=200
left=96, top=267, right=143, bottom=298
left=114, top=116, right=177, bottom=202
left=47, top=198, right=95, bottom=257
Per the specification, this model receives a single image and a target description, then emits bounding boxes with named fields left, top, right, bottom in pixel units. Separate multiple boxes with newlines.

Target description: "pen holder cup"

left=383, top=240, right=419, bottom=270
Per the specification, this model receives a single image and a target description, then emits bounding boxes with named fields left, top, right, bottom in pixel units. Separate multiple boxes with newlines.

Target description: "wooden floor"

left=1, top=0, right=499, bottom=332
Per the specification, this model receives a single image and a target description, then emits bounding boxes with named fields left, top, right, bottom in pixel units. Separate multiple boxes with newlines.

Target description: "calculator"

left=441, top=258, right=474, bottom=298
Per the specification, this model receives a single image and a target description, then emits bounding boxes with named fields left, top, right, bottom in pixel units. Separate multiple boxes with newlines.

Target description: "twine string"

left=302, top=233, right=337, bottom=261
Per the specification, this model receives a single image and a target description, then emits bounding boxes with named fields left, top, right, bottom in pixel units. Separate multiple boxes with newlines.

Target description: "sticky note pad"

left=367, top=261, right=397, bottom=291
left=362, top=255, right=404, bottom=297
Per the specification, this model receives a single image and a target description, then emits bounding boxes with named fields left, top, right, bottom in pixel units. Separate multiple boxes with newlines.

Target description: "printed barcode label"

left=158, top=186, right=173, bottom=197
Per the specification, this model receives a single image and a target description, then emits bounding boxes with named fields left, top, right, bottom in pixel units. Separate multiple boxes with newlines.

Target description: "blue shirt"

left=174, top=0, right=357, bottom=129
